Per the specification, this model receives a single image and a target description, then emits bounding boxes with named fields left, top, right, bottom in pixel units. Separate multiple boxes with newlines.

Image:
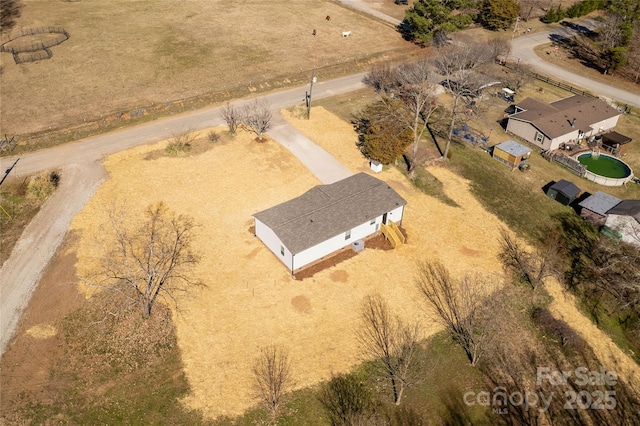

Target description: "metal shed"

left=547, top=180, right=581, bottom=205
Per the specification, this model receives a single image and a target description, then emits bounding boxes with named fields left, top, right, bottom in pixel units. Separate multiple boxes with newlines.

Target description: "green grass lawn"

left=215, top=332, right=494, bottom=425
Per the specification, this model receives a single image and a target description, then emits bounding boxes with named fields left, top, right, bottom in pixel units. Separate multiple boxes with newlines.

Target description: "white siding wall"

left=293, top=217, right=382, bottom=270
left=386, top=205, right=405, bottom=224
left=254, top=218, right=293, bottom=270
left=590, top=116, right=620, bottom=134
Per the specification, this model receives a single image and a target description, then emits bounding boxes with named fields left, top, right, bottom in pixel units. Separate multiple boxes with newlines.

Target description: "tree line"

left=402, top=0, right=640, bottom=77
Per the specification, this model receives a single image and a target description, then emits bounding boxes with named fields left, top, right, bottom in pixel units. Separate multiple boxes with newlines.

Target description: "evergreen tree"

left=479, top=0, right=519, bottom=30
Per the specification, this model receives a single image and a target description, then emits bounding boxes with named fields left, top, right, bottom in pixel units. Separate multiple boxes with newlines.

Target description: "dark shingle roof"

left=602, top=131, right=632, bottom=145
left=607, top=200, right=640, bottom=223
left=550, top=179, right=581, bottom=199
left=253, top=173, right=407, bottom=254
left=578, top=191, right=621, bottom=216
left=509, top=96, right=620, bottom=139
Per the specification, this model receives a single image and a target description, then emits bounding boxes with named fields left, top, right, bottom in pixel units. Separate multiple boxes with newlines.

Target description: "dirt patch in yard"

left=0, top=232, right=83, bottom=416
left=291, top=295, right=313, bottom=314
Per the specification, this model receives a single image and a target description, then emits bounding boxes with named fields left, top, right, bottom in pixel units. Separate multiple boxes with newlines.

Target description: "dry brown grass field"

left=69, top=107, right=513, bottom=419
left=0, top=0, right=409, bottom=136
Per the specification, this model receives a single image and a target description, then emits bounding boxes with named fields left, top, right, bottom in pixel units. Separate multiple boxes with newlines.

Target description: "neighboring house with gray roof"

left=506, top=95, right=621, bottom=151
left=578, top=191, right=622, bottom=226
left=253, top=172, right=407, bottom=273
left=604, top=200, right=640, bottom=247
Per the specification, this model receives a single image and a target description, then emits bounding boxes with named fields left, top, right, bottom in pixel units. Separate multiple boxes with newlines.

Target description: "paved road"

left=510, top=20, right=640, bottom=107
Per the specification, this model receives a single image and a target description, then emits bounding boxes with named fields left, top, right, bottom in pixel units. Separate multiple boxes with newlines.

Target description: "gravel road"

left=510, top=20, right=640, bottom=107
left=0, top=162, right=107, bottom=355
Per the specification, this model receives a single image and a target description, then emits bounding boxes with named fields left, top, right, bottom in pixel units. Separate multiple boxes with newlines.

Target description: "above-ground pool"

left=578, top=152, right=634, bottom=186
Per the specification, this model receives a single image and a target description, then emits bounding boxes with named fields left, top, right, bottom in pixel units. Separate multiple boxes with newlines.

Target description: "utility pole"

left=306, top=70, right=317, bottom=119
left=0, top=158, right=20, bottom=187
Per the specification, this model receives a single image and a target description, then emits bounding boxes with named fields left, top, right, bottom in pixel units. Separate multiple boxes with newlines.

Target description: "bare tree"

left=242, top=99, right=272, bottom=141
left=252, top=344, right=292, bottom=417
left=395, top=59, right=440, bottom=176
left=415, top=260, right=493, bottom=366
left=365, top=63, right=397, bottom=94
left=366, top=59, right=439, bottom=176
left=502, top=64, right=533, bottom=93
left=487, top=38, right=511, bottom=64
left=598, top=14, right=626, bottom=51
left=498, top=228, right=561, bottom=290
left=432, top=43, right=492, bottom=159
left=357, top=294, right=422, bottom=405
left=519, top=0, right=542, bottom=21
left=0, top=134, right=17, bottom=154
left=221, top=102, right=241, bottom=135
left=97, top=202, right=201, bottom=318
left=628, top=23, right=640, bottom=83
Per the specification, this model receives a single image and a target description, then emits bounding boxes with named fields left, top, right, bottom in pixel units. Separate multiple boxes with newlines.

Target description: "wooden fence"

left=502, top=62, right=596, bottom=98
left=1, top=27, right=68, bottom=64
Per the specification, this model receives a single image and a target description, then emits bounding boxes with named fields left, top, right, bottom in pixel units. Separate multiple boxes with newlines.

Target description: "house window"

left=535, top=132, right=544, bottom=144
left=345, top=229, right=351, bottom=240
left=280, top=245, right=284, bottom=256
left=370, top=219, right=376, bottom=225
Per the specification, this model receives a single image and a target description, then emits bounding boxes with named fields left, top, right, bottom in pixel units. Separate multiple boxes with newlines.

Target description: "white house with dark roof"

left=252, top=172, right=407, bottom=273
left=506, top=95, right=621, bottom=151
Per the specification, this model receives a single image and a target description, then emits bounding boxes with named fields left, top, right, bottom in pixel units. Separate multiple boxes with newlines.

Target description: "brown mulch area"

left=293, top=231, right=401, bottom=281
left=0, top=232, right=84, bottom=418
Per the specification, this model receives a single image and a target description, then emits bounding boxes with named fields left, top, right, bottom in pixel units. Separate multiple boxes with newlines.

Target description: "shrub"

left=26, top=171, right=59, bottom=200
left=318, top=372, right=378, bottom=426
left=207, top=130, right=220, bottom=143
left=165, top=131, right=195, bottom=156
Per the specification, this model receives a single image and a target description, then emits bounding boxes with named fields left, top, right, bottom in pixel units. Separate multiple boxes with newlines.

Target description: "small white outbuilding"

left=252, top=172, right=407, bottom=273
left=370, top=161, right=383, bottom=173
